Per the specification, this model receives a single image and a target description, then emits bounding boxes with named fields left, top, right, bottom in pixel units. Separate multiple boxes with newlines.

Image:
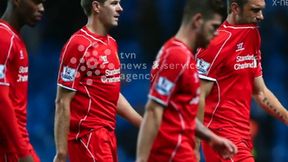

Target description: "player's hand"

left=53, top=153, right=67, bottom=162
left=18, top=155, right=34, bottom=162
left=209, top=135, right=238, bottom=159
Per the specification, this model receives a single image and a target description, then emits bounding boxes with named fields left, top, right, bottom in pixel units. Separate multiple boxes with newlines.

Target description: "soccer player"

left=136, top=0, right=238, bottom=162
left=53, top=0, right=142, bottom=162
left=0, top=0, right=44, bottom=162
left=196, top=0, right=288, bottom=161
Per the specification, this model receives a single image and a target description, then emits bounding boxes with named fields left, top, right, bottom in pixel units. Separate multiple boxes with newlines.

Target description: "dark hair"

left=182, top=0, right=225, bottom=24
left=80, top=0, right=106, bottom=16
left=227, top=0, right=249, bottom=13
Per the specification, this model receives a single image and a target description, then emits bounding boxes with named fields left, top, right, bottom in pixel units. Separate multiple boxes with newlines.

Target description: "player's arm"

left=253, top=76, right=288, bottom=125
left=54, top=86, right=76, bottom=162
left=117, top=93, right=142, bottom=127
left=136, top=100, right=164, bottom=162
left=0, top=86, right=32, bottom=161
left=195, top=118, right=237, bottom=159
left=195, top=79, right=214, bottom=159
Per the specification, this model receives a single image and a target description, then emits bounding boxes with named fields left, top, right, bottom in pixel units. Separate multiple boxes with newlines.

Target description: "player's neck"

left=86, top=16, right=109, bottom=36
left=226, top=14, right=237, bottom=25
left=175, top=26, right=196, bottom=51
left=1, top=9, right=23, bottom=32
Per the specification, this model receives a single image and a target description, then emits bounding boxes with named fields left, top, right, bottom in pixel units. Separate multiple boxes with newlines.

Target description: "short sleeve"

left=149, top=47, right=189, bottom=106
left=254, top=50, right=262, bottom=77
left=0, top=30, right=14, bottom=86
left=57, top=36, right=89, bottom=91
left=196, top=31, right=230, bottom=82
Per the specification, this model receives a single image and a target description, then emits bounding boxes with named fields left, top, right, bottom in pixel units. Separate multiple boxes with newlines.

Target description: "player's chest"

left=9, top=43, right=29, bottom=83
left=221, top=42, right=258, bottom=75
left=80, top=45, right=120, bottom=78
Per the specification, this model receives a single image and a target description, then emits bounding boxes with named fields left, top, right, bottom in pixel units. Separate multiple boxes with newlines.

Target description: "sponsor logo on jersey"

left=236, top=42, right=245, bottom=52
left=0, top=65, right=5, bottom=79
left=100, top=55, right=109, bottom=64
left=196, top=59, right=210, bottom=75
left=61, top=66, right=76, bottom=82
left=156, top=77, right=174, bottom=96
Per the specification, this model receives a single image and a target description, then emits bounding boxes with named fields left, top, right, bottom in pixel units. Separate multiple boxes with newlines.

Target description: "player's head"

left=227, top=0, right=265, bottom=24
left=5, top=0, right=45, bottom=27
left=81, top=0, right=123, bottom=28
left=182, top=0, right=224, bottom=48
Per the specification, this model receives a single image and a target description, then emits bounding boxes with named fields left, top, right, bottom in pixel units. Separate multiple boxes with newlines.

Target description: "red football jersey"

left=148, top=38, right=200, bottom=162
left=0, top=20, right=32, bottom=152
left=196, top=21, right=262, bottom=140
left=57, top=26, right=121, bottom=140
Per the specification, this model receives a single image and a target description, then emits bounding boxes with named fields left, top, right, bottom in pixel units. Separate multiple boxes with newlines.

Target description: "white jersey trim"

left=0, top=82, right=10, bottom=86
left=57, top=83, right=77, bottom=91
left=169, top=101, right=186, bottom=162
left=223, top=24, right=258, bottom=29
left=148, top=95, right=168, bottom=107
left=199, top=75, right=216, bottom=82
left=80, top=132, right=96, bottom=162
left=80, top=29, right=108, bottom=45
left=206, top=30, right=232, bottom=75
left=206, top=80, right=221, bottom=128
left=76, top=84, right=92, bottom=140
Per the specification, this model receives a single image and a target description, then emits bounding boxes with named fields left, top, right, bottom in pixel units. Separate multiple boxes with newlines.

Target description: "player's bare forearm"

left=136, top=100, right=163, bottom=162
left=195, top=80, right=214, bottom=151
left=117, top=93, right=142, bottom=127
left=254, top=89, right=288, bottom=125
left=195, top=118, right=216, bottom=142
left=54, top=87, right=75, bottom=160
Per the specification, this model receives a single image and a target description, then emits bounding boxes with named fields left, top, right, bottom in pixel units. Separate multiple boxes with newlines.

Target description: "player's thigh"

left=69, top=128, right=117, bottom=162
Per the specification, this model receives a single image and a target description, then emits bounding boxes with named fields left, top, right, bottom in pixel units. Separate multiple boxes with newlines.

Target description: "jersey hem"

left=199, top=75, right=216, bottom=82
left=0, top=82, right=10, bottom=86
left=57, top=83, right=77, bottom=91
left=148, top=95, right=168, bottom=107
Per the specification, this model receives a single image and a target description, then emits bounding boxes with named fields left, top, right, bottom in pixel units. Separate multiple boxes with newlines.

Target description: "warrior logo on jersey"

left=156, top=77, right=174, bottom=96
left=236, top=42, right=245, bottom=52
left=61, top=66, right=76, bottom=82
left=0, top=65, right=5, bottom=79
left=100, top=55, right=109, bottom=64
left=196, top=59, right=210, bottom=75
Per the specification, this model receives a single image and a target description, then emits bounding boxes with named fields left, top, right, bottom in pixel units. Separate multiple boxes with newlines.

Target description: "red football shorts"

left=202, top=138, right=254, bottom=162
left=68, top=127, right=117, bottom=162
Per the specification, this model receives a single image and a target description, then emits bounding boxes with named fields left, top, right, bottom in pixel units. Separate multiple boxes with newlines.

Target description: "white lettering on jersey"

left=196, top=59, right=211, bottom=75
left=61, top=66, right=76, bottom=82
left=105, top=68, right=120, bottom=76
left=17, top=74, right=28, bottom=82
left=234, top=54, right=257, bottom=70
left=236, top=42, right=245, bottom=52
left=19, top=66, right=28, bottom=73
left=0, top=65, right=5, bottom=79
left=156, top=77, right=174, bottom=96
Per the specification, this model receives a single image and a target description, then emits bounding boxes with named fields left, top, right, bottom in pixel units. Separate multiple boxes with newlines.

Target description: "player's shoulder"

left=162, top=39, right=191, bottom=64
left=0, top=25, right=14, bottom=44
left=63, top=30, right=92, bottom=52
